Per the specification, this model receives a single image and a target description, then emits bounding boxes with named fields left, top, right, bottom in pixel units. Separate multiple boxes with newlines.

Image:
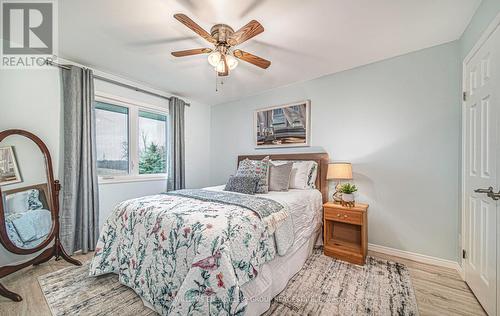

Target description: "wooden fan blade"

left=174, top=14, right=216, bottom=44
left=233, top=49, right=271, bottom=69
left=171, top=48, right=212, bottom=57
left=218, top=54, right=229, bottom=76
left=228, top=20, right=264, bottom=46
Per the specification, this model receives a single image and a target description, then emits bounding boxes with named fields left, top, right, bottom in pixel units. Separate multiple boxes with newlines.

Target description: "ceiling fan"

left=171, top=14, right=271, bottom=77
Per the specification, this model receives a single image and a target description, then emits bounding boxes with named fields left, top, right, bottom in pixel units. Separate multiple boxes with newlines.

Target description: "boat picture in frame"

left=254, top=100, right=311, bottom=148
left=0, top=146, right=22, bottom=186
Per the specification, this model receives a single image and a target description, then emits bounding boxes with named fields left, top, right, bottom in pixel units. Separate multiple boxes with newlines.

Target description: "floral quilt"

left=89, top=191, right=290, bottom=315
left=166, top=189, right=294, bottom=255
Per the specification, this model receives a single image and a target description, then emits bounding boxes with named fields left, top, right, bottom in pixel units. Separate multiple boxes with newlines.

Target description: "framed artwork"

left=254, top=100, right=311, bottom=148
left=0, top=146, right=22, bottom=186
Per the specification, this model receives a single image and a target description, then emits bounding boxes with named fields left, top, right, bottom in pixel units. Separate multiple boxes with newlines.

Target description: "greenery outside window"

left=139, top=110, right=167, bottom=174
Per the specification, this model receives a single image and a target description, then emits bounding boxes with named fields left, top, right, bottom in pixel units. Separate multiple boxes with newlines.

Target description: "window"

left=95, top=102, right=129, bottom=176
left=138, top=111, right=167, bottom=174
left=95, top=95, right=168, bottom=182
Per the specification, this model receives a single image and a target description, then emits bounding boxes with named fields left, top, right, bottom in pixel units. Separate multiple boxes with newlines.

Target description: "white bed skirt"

left=243, top=225, right=321, bottom=316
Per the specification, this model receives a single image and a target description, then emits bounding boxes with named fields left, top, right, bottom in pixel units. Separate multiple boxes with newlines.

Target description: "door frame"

left=461, top=11, right=500, bottom=315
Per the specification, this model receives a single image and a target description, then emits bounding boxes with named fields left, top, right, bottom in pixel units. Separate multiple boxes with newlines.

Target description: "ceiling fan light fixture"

left=226, top=54, right=238, bottom=70
left=214, top=54, right=238, bottom=73
left=207, top=51, right=221, bottom=67
left=172, top=14, right=270, bottom=75
left=215, top=59, right=226, bottom=73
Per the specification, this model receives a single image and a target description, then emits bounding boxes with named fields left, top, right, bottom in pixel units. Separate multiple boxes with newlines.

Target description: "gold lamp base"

left=332, top=183, right=343, bottom=203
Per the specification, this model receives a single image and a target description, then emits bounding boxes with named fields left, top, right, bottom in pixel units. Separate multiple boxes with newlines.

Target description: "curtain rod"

left=46, top=60, right=189, bottom=105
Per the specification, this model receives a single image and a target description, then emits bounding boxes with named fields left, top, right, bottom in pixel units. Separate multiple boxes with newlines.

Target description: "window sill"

left=98, top=175, right=168, bottom=185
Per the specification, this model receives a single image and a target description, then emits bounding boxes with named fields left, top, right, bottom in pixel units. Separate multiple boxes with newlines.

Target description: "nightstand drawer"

left=324, top=207, right=363, bottom=225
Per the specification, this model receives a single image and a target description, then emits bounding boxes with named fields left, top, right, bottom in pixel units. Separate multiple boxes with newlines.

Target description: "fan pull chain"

left=215, top=71, right=224, bottom=92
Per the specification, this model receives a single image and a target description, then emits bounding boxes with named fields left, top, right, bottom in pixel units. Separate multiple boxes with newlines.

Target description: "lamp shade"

left=208, top=51, right=221, bottom=67
left=327, top=163, right=352, bottom=180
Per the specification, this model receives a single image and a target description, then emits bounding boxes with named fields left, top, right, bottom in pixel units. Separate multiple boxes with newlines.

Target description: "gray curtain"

left=60, top=65, right=99, bottom=254
left=167, top=97, right=186, bottom=191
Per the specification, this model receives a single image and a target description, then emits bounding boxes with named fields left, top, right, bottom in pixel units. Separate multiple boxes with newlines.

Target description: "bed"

left=89, top=153, right=329, bottom=315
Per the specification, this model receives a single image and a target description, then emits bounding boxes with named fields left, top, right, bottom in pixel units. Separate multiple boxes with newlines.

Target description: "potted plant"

left=339, top=183, right=357, bottom=205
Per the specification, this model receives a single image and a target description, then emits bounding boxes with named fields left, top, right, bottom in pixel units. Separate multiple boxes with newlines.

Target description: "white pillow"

left=5, top=191, right=30, bottom=215
left=272, top=160, right=318, bottom=189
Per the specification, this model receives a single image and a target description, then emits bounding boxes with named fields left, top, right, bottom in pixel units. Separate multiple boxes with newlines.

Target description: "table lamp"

left=327, top=163, right=353, bottom=203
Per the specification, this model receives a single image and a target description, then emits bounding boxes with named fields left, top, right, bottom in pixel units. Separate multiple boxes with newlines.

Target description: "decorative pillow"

left=269, top=161, right=293, bottom=191
left=273, top=160, right=318, bottom=189
left=307, top=162, right=318, bottom=189
left=236, top=156, right=270, bottom=193
left=224, top=175, right=260, bottom=195
left=4, top=191, right=29, bottom=215
left=27, top=189, right=43, bottom=210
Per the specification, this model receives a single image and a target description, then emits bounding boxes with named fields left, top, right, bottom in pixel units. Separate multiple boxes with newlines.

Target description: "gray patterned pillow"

left=235, top=156, right=270, bottom=193
left=269, top=161, right=293, bottom=191
left=27, top=189, right=43, bottom=210
left=307, top=162, right=318, bottom=189
left=224, top=176, right=260, bottom=195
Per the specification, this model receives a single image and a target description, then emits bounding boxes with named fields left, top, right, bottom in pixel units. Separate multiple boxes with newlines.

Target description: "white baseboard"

left=368, top=243, right=462, bottom=274
left=456, top=263, right=465, bottom=280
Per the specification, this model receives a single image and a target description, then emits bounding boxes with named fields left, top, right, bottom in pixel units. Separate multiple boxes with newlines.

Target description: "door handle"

left=474, top=187, right=500, bottom=201
left=489, top=190, right=500, bottom=201
left=475, top=187, right=494, bottom=194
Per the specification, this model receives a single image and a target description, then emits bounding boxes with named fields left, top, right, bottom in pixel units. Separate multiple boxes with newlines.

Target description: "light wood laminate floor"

left=0, top=251, right=486, bottom=316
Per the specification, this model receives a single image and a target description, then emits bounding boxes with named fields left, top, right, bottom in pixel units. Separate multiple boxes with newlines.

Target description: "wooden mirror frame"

left=0, top=129, right=81, bottom=302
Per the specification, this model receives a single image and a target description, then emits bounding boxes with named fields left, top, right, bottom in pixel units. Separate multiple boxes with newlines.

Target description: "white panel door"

left=464, top=24, right=500, bottom=316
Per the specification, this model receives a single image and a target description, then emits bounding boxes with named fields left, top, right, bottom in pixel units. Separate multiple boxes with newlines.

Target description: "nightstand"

left=323, top=202, right=368, bottom=265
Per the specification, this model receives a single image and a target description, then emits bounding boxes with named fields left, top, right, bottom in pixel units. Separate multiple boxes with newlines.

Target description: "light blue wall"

left=210, top=42, right=461, bottom=261
left=460, top=0, right=500, bottom=58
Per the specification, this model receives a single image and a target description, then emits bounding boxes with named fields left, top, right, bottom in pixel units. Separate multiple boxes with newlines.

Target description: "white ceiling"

left=59, top=0, right=480, bottom=105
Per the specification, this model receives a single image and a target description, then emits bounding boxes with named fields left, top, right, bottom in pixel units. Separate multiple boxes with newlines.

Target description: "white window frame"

left=95, top=92, right=169, bottom=185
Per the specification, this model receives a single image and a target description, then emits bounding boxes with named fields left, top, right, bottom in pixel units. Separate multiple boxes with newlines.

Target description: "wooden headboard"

left=237, top=153, right=330, bottom=203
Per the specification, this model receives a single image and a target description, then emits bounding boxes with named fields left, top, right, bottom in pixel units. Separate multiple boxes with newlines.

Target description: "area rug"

left=263, top=248, right=419, bottom=315
left=38, top=248, right=418, bottom=315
